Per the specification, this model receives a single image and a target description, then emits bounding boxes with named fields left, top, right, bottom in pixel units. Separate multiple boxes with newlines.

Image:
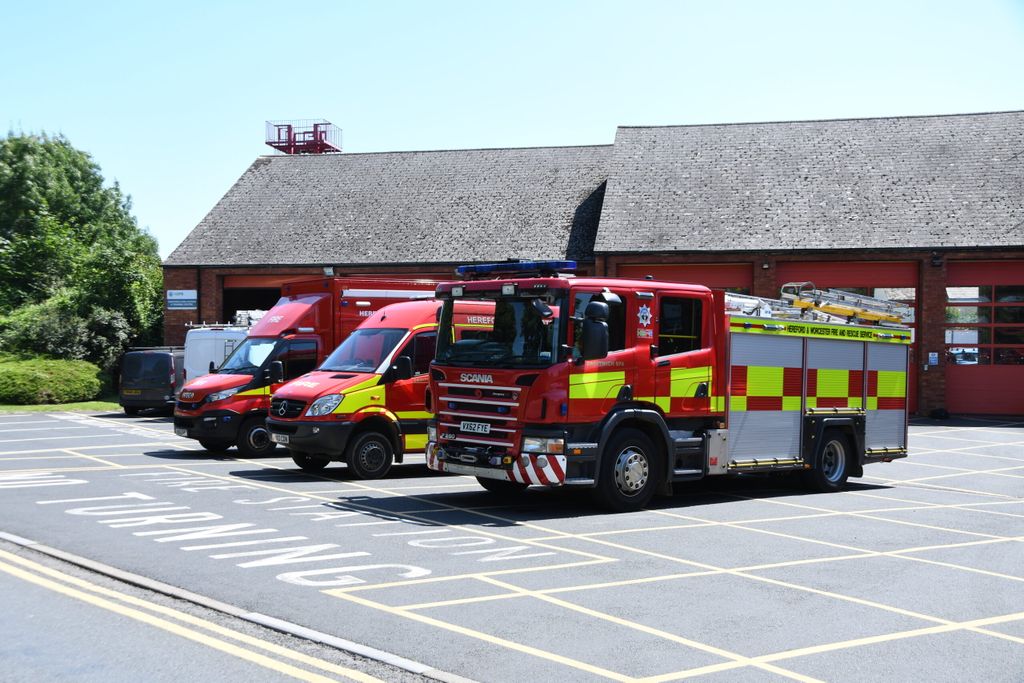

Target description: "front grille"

left=436, top=381, right=521, bottom=455
left=270, top=398, right=306, bottom=419
left=176, top=400, right=202, bottom=411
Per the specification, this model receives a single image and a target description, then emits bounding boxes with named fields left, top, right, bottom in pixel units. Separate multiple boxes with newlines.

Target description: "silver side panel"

left=728, top=334, right=804, bottom=462
left=866, top=344, right=909, bottom=449
left=731, top=333, right=803, bottom=367
left=865, top=410, right=906, bottom=449
left=727, top=410, right=802, bottom=460
left=807, top=339, right=863, bottom=371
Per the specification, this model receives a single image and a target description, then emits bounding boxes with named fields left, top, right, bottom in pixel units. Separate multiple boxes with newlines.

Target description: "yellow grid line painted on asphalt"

left=61, top=448, right=124, bottom=468
left=875, top=465, right=1024, bottom=484
left=0, top=550, right=382, bottom=683
left=641, top=611, right=1024, bottom=681
left=331, top=589, right=637, bottom=682
left=475, top=575, right=824, bottom=683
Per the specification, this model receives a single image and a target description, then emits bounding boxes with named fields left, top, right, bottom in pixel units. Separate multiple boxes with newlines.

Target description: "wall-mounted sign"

left=167, top=289, right=198, bottom=310
left=928, top=352, right=939, bottom=366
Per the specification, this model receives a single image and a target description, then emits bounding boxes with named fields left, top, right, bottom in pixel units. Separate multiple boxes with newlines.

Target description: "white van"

left=183, top=326, right=248, bottom=383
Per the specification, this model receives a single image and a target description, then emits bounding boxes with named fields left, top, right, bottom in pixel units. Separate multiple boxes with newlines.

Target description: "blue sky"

left=3, top=0, right=1023, bottom=259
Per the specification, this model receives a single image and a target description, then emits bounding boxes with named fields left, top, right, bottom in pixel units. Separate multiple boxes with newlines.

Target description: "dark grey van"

left=119, top=347, right=185, bottom=415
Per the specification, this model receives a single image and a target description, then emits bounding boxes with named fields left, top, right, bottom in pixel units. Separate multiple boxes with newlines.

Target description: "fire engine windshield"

left=320, top=328, right=407, bottom=372
left=436, top=295, right=563, bottom=367
left=218, top=338, right=278, bottom=374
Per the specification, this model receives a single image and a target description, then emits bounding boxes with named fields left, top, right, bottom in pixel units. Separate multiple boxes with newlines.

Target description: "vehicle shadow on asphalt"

left=220, top=466, right=893, bottom=525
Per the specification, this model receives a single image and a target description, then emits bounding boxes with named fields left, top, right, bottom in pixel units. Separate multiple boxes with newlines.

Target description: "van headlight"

left=207, top=387, right=240, bottom=403
left=521, top=437, right=564, bottom=454
left=306, top=394, right=344, bottom=417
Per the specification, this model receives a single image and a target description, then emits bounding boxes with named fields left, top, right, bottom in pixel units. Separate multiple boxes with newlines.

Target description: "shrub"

left=0, top=292, right=131, bottom=371
left=0, top=357, right=102, bottom=404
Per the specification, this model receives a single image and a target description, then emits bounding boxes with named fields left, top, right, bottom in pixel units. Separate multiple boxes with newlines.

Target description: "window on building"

left=944, top=287, right=1024, bottom=365
left=658, top=297, right=703, bottom=356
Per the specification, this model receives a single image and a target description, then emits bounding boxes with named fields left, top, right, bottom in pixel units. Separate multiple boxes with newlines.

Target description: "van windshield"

left=121, top=353, right=170, bottom=386
left=320, top=328, right=407, bottom=372
left=219, top=338, right=278, bottom=374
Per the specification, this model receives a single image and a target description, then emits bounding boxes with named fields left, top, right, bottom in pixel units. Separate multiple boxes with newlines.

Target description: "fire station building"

left=163, top=111, right=1024, bottom=416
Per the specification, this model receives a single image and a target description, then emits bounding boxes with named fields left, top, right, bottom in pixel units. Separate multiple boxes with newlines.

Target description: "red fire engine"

left=426, top=262, right=912, bottom=512
left=173, top=277, right=436, bottom=456
left=266, top=299, right=489, bottom=477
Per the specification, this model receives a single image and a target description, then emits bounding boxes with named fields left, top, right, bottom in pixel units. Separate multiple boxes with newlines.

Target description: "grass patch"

left=0, top=393, right=121, bottom=413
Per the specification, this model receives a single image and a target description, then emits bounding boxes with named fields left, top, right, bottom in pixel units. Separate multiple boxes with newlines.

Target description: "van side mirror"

left=209, top=360, right=217, bottom=374
left=392, top=356, right=413, bottom=382
left=269, top=361, right=284, bottom=384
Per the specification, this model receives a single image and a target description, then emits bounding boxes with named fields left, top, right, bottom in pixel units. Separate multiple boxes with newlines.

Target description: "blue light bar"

left=455, top=260, right=577, bottom=277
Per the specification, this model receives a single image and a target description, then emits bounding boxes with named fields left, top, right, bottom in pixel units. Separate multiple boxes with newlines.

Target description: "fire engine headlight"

left=521, top=437, right=564, bottom=454
left=427, top=424, right=437, bottom=442
left=306, top=394, right=344, bottom=417
left=207, top=387, right=240, bottom=403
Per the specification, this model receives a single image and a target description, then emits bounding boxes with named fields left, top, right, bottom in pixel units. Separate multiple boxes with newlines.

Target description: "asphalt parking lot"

left=0, top=411, right=1021, bottom=682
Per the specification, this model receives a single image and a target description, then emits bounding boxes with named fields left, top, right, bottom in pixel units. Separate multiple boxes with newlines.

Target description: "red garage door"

left=616, top=263, right=753, bottom=291
left=944, top=261, right=1024, bottom=415
left=776, top=261, right=919, bottom=413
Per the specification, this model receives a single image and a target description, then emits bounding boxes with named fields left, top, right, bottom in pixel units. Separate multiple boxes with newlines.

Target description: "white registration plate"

left=174, top=427, right=188, bottom=437
left=271, top=433, right=290, bottom=444
left=460, top=421, right=491, bottom=435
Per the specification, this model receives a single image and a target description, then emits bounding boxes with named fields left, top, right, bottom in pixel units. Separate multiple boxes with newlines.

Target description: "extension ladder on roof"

left=779, top=282, right=910, bottom=325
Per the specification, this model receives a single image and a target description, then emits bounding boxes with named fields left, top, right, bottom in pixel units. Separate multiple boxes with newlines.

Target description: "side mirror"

left=584, top=301, right=609, bottom=321
left=581, top=318, right=609, bottom=360
left=269, top=361, right=284, bottom=384
left=208, top=360, right=217, bottom=374
left=392, top=356, right=413, bottom=382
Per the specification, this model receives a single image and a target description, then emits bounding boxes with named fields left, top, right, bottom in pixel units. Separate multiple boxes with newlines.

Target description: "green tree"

left=0, top=133, right=162, bottom=367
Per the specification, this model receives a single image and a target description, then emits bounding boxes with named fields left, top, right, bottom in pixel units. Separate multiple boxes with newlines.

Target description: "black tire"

left=476, top=476, right=529, bottom=494
left=123, top=406, right=140, bottom=416
left=594, top=428, right=662, bottom=512
left=345, top=432, right=394, bottom=479
left=803, top=428, right=851, bottom=492
left=198, top=439, right=232, bottom=452
left=291, top=450, right=330, bottom=471
left=236, top=416, right=276, bottom=458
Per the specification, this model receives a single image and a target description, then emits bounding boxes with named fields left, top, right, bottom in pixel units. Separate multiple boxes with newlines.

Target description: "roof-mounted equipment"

left=455, top=260, right=577, bottom=280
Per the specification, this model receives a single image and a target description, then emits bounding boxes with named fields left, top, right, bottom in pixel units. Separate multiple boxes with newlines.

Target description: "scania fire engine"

left=425, top=261, right=912, bottom=512
left=173, top=277, right=435, bottom=456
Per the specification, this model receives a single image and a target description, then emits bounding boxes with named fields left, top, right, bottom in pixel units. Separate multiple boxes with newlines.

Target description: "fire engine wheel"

left=290, top=451, right=330, bottom=471
left=804, top=429, right=851, bottom=492
left=476, top=477, right=529, bottom=495
left=236, top=417, right=276, bottom=458
left=595, top=429, right=661, bottom=512
left=198, top=439, right=232, bottom=453
left=346, top=432, right=394, bottom=479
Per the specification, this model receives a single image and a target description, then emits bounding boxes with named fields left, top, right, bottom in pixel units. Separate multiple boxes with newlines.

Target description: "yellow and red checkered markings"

left=729, top=365, right=802, bottom=411
left=730, top=366, right=907, bottom=411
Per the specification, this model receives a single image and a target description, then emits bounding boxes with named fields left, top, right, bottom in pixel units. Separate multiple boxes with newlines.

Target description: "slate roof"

left=597, top=111, right=1024, bottom=254
left=164, top=145, right=610, bottom=266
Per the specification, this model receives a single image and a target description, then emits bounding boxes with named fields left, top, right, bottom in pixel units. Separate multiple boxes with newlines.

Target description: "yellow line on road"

left=0, top=549, right=381, bottom=683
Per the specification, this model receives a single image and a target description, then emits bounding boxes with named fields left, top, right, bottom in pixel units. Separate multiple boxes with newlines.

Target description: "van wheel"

left=803, top=429, right=851, bottom=492
left=291, top=451, right=330, bottom=471
left=346, top=432, right=393, bottom=479
left=594, top=429, right=661, bottom=512
left=123, top=406, right=139, bottom=416
left=198, top=439, right=232, bottom=453
left=477, top=477, right=529, bottom=494
left=236, top=417, right=275, bottom=458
